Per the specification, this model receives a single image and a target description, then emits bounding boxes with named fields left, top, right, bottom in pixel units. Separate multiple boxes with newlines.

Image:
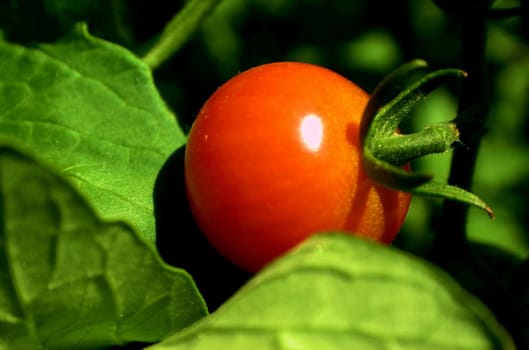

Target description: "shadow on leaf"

left=153, top=145, right=250, bottom=311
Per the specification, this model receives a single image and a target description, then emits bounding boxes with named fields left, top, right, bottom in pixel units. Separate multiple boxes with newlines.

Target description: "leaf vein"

left=35, top=46, right=155, bottom=117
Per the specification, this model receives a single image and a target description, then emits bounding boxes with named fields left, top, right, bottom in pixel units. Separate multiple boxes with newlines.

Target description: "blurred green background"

left=93, top=0, right=529, bottom=260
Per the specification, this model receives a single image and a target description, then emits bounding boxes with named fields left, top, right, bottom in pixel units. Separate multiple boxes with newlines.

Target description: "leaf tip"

left=485, top=206, right=495, bottom=220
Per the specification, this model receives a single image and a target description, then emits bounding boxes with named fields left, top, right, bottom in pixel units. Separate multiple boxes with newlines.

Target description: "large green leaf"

left=0, top=23, right=186, bottom=243
left=149, top=233, right=514, bottom=350
left=0, top=145, right=206, bottom=349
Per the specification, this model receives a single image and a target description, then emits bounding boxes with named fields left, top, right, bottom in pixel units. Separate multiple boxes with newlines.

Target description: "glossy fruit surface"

left=185, top=62, right=411, bottom=272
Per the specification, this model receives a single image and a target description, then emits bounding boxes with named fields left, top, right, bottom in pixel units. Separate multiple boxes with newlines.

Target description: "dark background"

left=90, top=0, right=529, bottom=309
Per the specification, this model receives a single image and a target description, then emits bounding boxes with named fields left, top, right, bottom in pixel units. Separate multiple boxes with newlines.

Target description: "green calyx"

left=360, top=59, right=494, bottom=218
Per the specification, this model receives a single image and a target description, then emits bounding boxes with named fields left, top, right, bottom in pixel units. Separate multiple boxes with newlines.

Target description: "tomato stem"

left=360, top=59, right=493, bottom=216
left=371, top=122, right=459, bottom=166
left=142, top=0, right=221, bottom=70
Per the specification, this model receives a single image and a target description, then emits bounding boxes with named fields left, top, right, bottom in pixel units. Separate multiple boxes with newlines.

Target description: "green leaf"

left=0, top=23, right=186, bottom=243
left=0, top=144, right=207, bottom=349
left=412, top=181, right=494, bottom=218
left=148, top=234, right=514, bottom=350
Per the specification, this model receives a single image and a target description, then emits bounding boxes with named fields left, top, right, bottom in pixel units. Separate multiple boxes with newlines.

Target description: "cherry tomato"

left=185, top=62, right=410, bottom=273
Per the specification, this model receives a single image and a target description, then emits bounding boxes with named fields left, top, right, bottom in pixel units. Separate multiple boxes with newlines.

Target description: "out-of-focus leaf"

left=0, top=144, right=207, bottom=349
left=340, top=29, right=403, bottom=74
left=148, top=233, right=515, bottom=350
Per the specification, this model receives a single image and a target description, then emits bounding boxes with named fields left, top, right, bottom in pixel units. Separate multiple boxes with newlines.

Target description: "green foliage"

left=0, top=23, right=186, bottom=243
left=149, top=234, right=514, bottom=350
left=0, top=145, right=207, bottom=349
left=0, top=0, right=527, bottom=349
left=340, top=29, right=403, bottom=74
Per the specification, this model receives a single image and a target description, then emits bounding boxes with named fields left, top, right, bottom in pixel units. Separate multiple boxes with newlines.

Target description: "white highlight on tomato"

left=300, top=113, right=324, bottom=152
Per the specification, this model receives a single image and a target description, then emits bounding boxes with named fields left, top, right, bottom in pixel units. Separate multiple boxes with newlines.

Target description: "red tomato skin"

left=185, top=62, right=410, bottom=273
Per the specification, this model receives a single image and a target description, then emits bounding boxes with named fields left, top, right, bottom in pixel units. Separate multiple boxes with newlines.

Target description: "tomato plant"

left=184, top=62, right=411, bottom=272
left=2, top=1, right=527, bottom=348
